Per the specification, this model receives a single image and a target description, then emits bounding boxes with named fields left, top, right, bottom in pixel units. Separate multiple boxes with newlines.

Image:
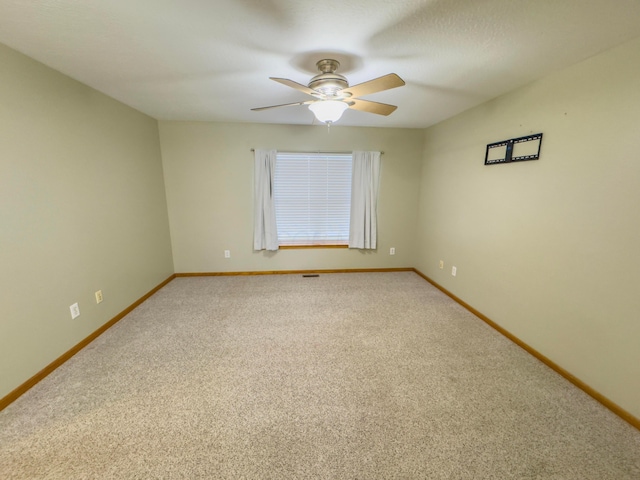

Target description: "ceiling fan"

left=251, top=59, right=405, bottom=124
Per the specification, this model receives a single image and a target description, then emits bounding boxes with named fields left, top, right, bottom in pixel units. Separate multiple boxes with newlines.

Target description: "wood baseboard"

left=411, top=268, right=640, bottom=431
left=5, top=268, right=637, bottom=433
left=0, top=274, right=176, bottom=412
left=175, top=267, right=414, bottom=277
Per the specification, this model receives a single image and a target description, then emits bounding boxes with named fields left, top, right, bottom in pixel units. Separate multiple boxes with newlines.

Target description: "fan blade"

left=270, top=77, right=320, bottom=97
left=251, top=100, right=315, bottom=111
left=342, top=73, right=405, bottom=99
left=347, top=99, right=398, bottom=116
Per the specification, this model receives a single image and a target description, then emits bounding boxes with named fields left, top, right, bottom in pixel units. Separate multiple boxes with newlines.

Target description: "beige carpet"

left=1, top=272, right=639, bottom=479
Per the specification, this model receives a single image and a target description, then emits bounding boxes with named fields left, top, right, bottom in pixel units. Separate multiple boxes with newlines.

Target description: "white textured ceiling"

left=1, top=0, right=640, bottom=128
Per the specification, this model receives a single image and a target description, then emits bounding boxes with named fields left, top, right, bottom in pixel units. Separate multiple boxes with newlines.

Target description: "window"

left=274, top=152, right=352, bottom=246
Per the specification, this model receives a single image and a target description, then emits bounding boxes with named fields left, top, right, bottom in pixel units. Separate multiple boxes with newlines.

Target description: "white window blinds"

left=274, top=152, right=352, bottom=246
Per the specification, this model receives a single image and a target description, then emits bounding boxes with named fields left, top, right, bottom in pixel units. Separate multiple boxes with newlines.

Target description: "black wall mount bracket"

left=485, top=133, right=543, bottom=165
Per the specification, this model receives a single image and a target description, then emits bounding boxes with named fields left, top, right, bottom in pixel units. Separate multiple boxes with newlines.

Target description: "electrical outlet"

left=439, top=260, right=444, bottom=269
left=224, top=250, right=231, bottom=258
left=95, top=290, right=103, bottom=304
left=390, top=247, right=395, bottom=255
left=70, top=303, right=80, bottom=319
left=452, top=266, right=457, bottom=276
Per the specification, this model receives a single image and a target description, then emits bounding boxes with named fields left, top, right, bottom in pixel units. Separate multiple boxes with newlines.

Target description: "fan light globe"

left=309, top=100, right=348, bottom=124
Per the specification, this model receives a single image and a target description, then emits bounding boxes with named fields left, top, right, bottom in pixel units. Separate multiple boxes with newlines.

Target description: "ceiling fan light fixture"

left=252, top=59, right=404, bottom=121
left=309, top=100, right=348, bottom=124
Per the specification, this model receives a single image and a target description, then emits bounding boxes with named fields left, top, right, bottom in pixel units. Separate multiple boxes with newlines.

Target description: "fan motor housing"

left=308, top=59, right=349, bottom=97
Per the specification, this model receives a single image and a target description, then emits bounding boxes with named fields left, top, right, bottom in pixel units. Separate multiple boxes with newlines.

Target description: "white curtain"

left=349, top=151, right=381, bottom=249
left=253, top=149, right=279, bottom=251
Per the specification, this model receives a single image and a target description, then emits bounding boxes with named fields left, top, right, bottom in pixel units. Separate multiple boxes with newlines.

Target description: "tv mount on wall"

left=485, top=133, right=543, bottom=165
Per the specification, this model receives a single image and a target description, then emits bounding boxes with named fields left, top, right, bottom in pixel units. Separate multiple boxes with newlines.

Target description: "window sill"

left=279, top=244, right=349, bottom=250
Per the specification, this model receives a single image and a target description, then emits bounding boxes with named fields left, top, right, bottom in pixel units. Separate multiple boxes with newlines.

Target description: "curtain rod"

left=250, top=149, right=384, bottom=154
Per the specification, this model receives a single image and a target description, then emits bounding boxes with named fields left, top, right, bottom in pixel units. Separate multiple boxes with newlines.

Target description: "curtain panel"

left=349, top=151, right=381, bottom=249
left=253, top=149, right=279, bottom=251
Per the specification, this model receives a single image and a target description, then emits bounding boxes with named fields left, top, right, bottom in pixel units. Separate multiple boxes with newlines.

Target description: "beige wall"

left=3, top=28, right=638, bottom=423
left=159, top=122, right=424, bottom=273
left=416, top=36, right=640, bottom=418
left=0, top=44, right=174, bottom=399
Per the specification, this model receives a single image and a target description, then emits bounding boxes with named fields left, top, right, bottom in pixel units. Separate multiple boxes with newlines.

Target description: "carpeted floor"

left=1, top=272, right=639, bottom=479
